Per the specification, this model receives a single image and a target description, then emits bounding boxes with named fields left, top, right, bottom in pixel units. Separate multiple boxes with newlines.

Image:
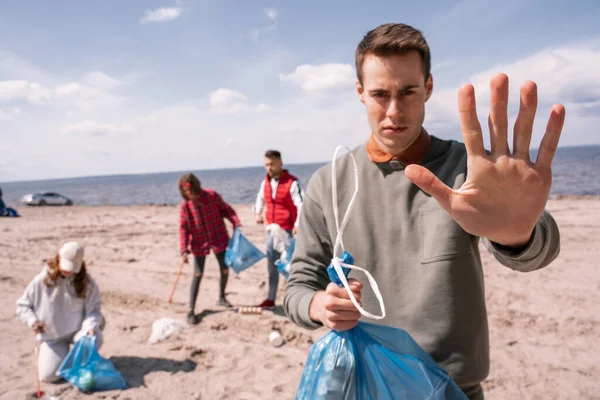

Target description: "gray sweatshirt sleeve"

left=81, top=278, right=104, bottom=332
left=483, top=210, right=560, bottom=272
left=283, top=172, right=333, bottom=330
left=16, top=279, right=40, bottom=328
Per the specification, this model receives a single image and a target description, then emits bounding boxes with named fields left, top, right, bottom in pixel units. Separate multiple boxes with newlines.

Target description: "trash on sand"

left=148, top=318, right=189, bottom=344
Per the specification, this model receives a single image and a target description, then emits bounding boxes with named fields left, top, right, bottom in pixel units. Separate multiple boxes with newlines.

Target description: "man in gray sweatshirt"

left=283, top=23, right=565, bottom=400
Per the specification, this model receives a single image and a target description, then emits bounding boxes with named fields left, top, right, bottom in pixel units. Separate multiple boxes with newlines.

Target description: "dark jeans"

left=462, top=384, right=484, bottom=400
left=189, top=251, right=229, bottom=310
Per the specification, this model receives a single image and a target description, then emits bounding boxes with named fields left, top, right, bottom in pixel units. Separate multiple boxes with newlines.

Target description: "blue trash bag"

left=225, top=227, right=266, bottom=274
left=275, top=237, right=296, bottom=279
left=295, top=251, right=468, bottom=400
left=58, top=335, right=127, bottom=392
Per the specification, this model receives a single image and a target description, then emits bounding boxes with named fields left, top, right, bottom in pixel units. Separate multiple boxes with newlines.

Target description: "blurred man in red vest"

left=254, top=150, right=304, bottom=308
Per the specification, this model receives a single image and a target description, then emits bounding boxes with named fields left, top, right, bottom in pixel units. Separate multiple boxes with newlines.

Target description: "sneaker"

left=187, top=311, right=198, bottom=325
left=257, top=299, right=275, bottom=309
left=217, top=297, right=232, bottom=308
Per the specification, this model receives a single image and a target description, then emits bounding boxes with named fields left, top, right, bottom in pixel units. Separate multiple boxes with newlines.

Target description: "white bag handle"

left=330, top=146, right=386, bottom=320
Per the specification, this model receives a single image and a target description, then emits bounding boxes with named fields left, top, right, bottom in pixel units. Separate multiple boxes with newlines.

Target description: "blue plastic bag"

left=58, top=335, right=127, bottom=392
left=225, top=227, right=266, bottom=274
left=275, top=237, right=296, bottom=279
left=294, top=251, right=468, bottom=400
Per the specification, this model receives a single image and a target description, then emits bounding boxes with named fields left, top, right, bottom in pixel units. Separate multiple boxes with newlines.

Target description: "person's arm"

left=283, top=173, right=333, bottom=329
left=290, top=179, right=304, bottom=228
left=254, top=180, right=266, bottom=223
left=217, top=193, right=241, bottom=228
left=483, top=210, right=560, bottom=272
left=81, top=278, right=104, bottom=334
left=16, top=279, right=40, bottom=328
left=179, top=203, right=191, bottom=256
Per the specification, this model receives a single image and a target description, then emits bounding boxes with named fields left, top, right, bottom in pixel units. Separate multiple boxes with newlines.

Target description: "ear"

left=356, top=79, right=365, bottom=104
left=424, top=75, right=433, bottom=102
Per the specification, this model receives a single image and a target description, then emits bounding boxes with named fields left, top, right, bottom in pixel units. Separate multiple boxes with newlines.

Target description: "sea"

left=1, top=145, right=599, bottom=207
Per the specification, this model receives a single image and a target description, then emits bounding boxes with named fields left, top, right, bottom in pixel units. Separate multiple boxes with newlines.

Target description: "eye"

left=403, top=90, right=415, bottom=96
left=372, top=92, right=388, bottom=98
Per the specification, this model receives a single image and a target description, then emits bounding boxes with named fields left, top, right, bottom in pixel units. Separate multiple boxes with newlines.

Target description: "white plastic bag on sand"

left=148, top=318, right=188, bottom=344
left=266, top=223, right=291, bottom=254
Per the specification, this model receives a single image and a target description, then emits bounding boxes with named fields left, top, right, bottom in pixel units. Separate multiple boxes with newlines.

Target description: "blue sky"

left=1, top=0, right=599, bottom=182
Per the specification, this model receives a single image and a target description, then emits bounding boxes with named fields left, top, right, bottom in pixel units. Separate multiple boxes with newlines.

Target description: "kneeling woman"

left=16, top=242, right=105, bottom=382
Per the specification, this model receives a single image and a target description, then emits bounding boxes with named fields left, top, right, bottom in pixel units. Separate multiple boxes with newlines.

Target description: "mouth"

left=382, top=126, right=408, bottom=134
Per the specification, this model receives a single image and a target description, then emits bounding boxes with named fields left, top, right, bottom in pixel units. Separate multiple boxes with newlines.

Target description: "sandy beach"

left=1, top=198, right=598, bottom=399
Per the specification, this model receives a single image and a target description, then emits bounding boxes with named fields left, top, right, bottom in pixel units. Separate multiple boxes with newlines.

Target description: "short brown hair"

left=355, top=23, right=431, bottom=85
left=178, top=173, right=202, bottom=200
left=265, top=150, right=281, bottom=160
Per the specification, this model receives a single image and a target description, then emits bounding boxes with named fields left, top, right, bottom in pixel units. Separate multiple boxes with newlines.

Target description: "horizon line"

left=1, top=143, right=599, bottom=185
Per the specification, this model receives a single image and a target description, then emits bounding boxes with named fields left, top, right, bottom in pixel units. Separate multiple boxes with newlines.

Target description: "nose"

left=385, top=98, right=403, bottom=119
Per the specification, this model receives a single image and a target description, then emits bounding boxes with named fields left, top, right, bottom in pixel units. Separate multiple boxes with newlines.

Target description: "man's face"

left=265, top=157, right=283, bottom=178
left=356, top=51, right=433, bottom=155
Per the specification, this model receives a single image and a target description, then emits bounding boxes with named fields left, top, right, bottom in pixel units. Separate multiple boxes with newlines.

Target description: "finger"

left=488, top=73, right=510, bottom=155
left=405, top=165, right=452, bottom=212
left=513, top=81, right=538, bottom=159
left=458, top=84, right=486, bottom=157
left=325, top=281, right=362, bottom=294
left=324, top=296, right=361, bottom=312
left=326, top=283, right=362, bottom=299
left=325, top=286, right=362, bottom=303
left=536, top=104, right=566, bottom=169
left=325, top=309, right=362, bottom=322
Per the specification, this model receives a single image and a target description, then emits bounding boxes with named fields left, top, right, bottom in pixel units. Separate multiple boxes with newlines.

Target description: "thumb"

left=405, top=164, right=452, bottom=211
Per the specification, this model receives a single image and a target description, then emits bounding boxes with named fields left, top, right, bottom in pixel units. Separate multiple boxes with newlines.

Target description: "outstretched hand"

left=406, top=73, right=566, bottom=247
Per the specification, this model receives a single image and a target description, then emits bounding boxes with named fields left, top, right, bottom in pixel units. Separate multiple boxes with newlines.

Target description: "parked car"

left=21, top=192, right=73, bottom=206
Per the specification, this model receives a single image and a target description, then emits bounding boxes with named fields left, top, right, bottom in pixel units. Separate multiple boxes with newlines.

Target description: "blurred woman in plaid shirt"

left=178, top=173, right=241, bottom=324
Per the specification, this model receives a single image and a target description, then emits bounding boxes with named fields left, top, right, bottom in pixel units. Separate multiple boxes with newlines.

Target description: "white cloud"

left=265, top=8, right=278, bottom=21
left=250, top=8, right=279, bottom=42
left=0, top=51, right=50, bottom=82
left=54, top=82, right=123, bottom=111
left=140, top=7, right=182, bottom=24
left=469, top=44, right=600, bottom=106
left=424, top=38, right=600, bottom=147
left=0, top=107, right=22, bottom=121
left=256, top=103, right=272, bottom=113
left=82, top=71, right=121, bottom=90
left=0, top=80, right=53, bottom=104
left=60, top=120, right=133, bottom=137
left=279, top=63, right=355, bottom=92
left=209, top=88, right=249, bottom=115
left=55, top=82, right=101, bottom=100
left=0, top=77, right=123, bottom=110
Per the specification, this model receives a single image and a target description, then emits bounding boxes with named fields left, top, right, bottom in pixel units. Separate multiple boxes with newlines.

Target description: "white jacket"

left=16, top=267, right=105, bottom=342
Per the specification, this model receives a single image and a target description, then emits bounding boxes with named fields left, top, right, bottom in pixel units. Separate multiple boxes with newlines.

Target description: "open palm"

left=406, top=73, right=566, bottom=247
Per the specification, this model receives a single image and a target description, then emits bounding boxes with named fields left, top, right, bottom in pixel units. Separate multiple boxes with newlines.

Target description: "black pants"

left=462, top=384, right=484, bottom=400
left=189, top=251, right=229, bottom=310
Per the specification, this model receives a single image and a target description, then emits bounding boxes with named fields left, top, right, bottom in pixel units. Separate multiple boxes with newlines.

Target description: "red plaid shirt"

left=179, top=189, right=241, bottom=256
